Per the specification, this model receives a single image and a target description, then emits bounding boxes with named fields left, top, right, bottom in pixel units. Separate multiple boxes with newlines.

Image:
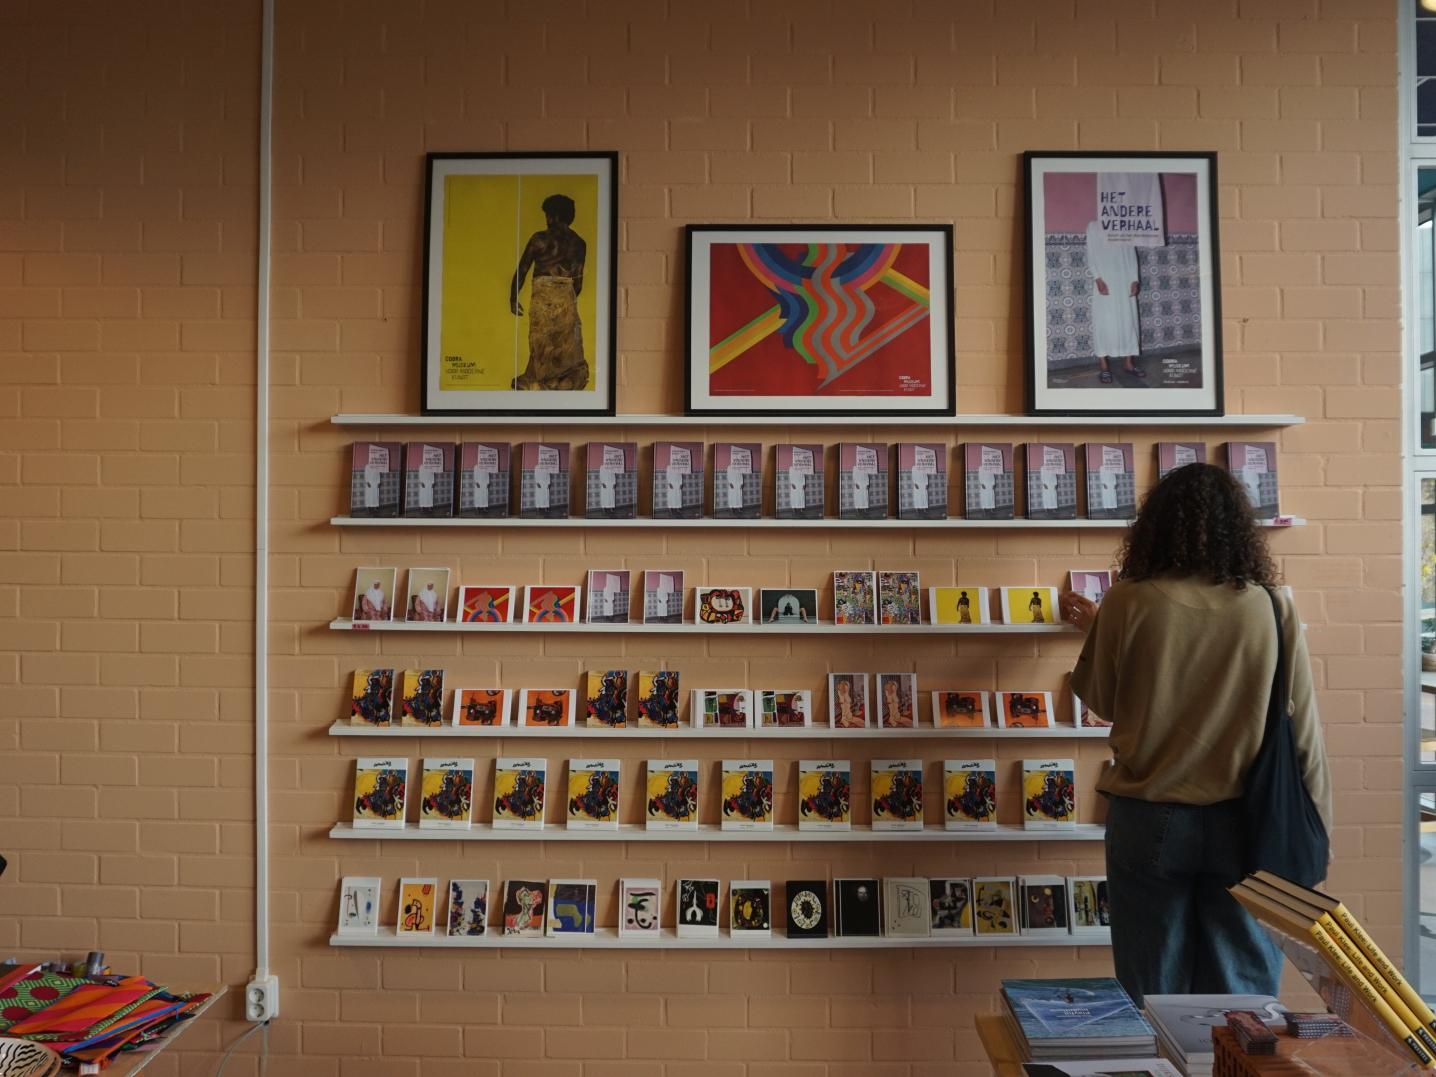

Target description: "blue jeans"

left=1105, top=795, right=1285, bottom=1005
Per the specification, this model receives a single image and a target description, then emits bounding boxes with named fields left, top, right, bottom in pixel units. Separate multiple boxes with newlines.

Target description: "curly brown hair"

left=1116, top=462, right=1279, bottom=588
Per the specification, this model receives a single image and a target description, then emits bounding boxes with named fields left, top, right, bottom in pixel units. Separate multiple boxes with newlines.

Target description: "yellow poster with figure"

left=423, top=154, right=614, bottom=415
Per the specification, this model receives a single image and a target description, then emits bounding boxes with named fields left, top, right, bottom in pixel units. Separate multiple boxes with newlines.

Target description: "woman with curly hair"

left=1063, top=462, right=1331, bottom=1004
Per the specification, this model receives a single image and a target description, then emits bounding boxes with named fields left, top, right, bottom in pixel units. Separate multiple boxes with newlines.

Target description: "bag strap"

left=1263, top=585, right=1288, bottom=735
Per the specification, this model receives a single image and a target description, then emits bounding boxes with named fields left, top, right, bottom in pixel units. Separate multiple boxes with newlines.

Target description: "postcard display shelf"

left=326, top=412, right=1303, bottom=951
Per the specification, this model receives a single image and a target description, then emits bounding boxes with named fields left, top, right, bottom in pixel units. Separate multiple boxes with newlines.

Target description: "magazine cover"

left=457, top=441, right=511, bottom=518
left=730, top=881, right=773, bottom=937
left=695, top=586, right=752, bottom=626
left=827, top=672, right=870, bottom=729
left=694, top=689, right=753, bottom=730
left=876, top=673, right=918, bottom=729
left=492, top=757, right=547, bottom=830
left=1226, top=440, right=1280, bottom=518
left=928, top=586, right=989, bottom=626
left=642, top=570, right=685, bottom=624
left=896, top=442, right=948, bottom=520
left=523, top=584, right=581, bottom=624
left=871, top=759, right=924, bottom=832
left=833, top=570, right=877, bottom=625
left=349, top=668, right=394, bottom=727
left=1000, top=978, right=1152, bottom=1043
left=584, top=442, right=638, bottom=519
left=1022, top=758, right=1077, bottom=829
left=546, top=879, right=598, bottom=936
left=457, top=585, right=514, bottom=623
left=759, top=587, right=819, bottom=625
left=962, top=443, right=1014, bottom=520
left=446, top=878, right=489, bottom=937
left=585, top=570, right=631, bottom=624
left=1084, top=442, right=1136, bottom=520
left=837, top=442, right=890, bottom=519
left=618, top=878, right=662, bottom=938
left=566, top=759, right=620, bottom=830
left=452, top=687, right=510, bottom=727
left=834, top=878, right=881, bottom=937
left=757, top=689, right=812, bottom=728
left=720, top=759, right=775, bottom=831
left=337, top=876, right=382, bottom=936
left=675, top=878, right=721, bottom=939
left=775, top=444, right=824, bottom=519
left=1068, top=570, right=1112, bottom=606
left=973, top=876, right=1019, bottom=937
left=501, top=880, right=548, bottom=937
left=418, top=757, right=474, bottom=831
left=645, top=759, right=698, bottom=831
left=351, top=566, right=396, bottom=622
left=932, top=690, right=991, bottom=730
left=1024, top=442, right=1078, bottom=520
left=878, top=570, right=921, bottom=625
left=402, top=442, right=456, bottom=518
left=652, top=441, right=704, bottom=519
left=1068, top=876, right=1111, bottom=935
left=786, top=880, right=829, bottom=939
left=583, top=670, right=628, bottom=728
left=517, top=688, right=576, bottom=728
left=1019, top=874, right=1071, bottom=937
left=797, top=759, right=851, bottom=831
left=400, top=668, right=445, bottom=727
left=636, top=671, right=681, bottom=728
left=396, top=877, right=439, bottom=935
left=404, top=567, right=450, bottom=623
left=883, top=877, right=931, bottom=938
left=944, top=758, right=997, bottom=830
left=349, top=441, right=402, bottom=518
left=517, top=442, right=571, bottom=519
left=1156, top=440, right=1207, bottom=481
left=712, top=442, right=762, bottom=518
left=997, top=691, right=1056, bottom=730
left=929, top=878, right=974, bottom=936
left=999, top=586, right=1059, bottom=625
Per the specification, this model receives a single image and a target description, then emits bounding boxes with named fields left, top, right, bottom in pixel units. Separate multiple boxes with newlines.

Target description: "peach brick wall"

left=0, top=0, right=1403, bottom=1074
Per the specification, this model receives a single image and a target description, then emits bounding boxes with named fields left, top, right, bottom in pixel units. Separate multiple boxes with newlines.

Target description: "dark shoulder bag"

left=1241, top=586, right=1330, bottom=887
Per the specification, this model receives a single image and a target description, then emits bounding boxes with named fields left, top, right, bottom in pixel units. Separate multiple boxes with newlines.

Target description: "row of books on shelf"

left=350, top=439, right=1281, bottom=522
left=349, top=567, right=1111, bottom=627
left=352, top=668, right=1105, bottom=732
left=351, top=756, right=1079, bottom=831
left=337, top=873, right=1111, bottom=942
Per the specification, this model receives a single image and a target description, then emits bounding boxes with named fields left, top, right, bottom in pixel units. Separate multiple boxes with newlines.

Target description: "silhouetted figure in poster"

left=510, top=193, right=588, bottom=391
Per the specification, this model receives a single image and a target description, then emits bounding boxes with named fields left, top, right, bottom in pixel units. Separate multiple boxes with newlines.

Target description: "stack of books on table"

left=1020, top=1061, right=1180, bottom=1077
left=1001, top=977, right=1159, bottom=1062
left=1143, top=994, right=1284, bottom=1077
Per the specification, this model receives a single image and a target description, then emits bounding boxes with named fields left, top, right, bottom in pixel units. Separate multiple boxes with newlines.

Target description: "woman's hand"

left=1060, top=591, right=1098, bottom=634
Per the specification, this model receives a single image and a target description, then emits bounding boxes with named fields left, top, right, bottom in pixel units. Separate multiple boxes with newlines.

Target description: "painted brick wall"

left=1, top=0, right=1402, bottom=1074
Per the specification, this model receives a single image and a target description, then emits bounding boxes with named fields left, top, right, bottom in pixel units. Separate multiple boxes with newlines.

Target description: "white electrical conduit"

left=253, top=0, right=275, bottom=985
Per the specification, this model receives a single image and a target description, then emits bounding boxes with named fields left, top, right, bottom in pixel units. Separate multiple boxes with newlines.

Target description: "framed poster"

left=1024, top=152, right=1222, bottom=417
left=685, top=225, right=955, bottom=417
left=421, top=152, right=618, bottom=416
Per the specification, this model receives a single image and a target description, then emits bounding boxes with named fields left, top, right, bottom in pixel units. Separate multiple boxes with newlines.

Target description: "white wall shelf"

left=330, top=514, right=1304, bottom=530
left=328, top=720, right=1110, bottom=740
left=329, top=822, right=1105, bottom=843
left=328, top=617, right=1079, bottom=636
left=329, top=926, right=1111, bottom=950
left=332, top=412, right=1304, bottom=429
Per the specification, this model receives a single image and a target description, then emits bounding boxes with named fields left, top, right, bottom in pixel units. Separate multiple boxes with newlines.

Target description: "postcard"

left=457, top=585, right=514, bottom=623
left=928, top=586, right=989, bottom=626
left=932, top=691, right=991, bottom=730
left=404, top=567, right=450, bottom=623
left=396, top=877, right=439, bottom=935
left=523, top=584, right=581, bottom=624
left=452, top=687, right=510, bottom=727
left=585, top=570, right=631, bottom=624
left=695, top=586, right=752, bottom=626
left=828, top=672, right=870, bottom=729
left=351, top=566, right=396, bottom=622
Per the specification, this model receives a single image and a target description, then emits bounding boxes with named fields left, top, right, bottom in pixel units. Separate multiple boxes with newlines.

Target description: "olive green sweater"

left=1071, top=576, right=1333, bottom=833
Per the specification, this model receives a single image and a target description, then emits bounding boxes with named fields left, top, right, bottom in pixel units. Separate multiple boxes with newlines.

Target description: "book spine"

left=1319, top=913, right=1436, bottom=1057
left=1308, top=921, right=1436, bottom=1069
left=1334, top=902, right=1436, bottom=1039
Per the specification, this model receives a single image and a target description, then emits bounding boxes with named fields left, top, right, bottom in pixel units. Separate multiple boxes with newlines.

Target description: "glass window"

left=1420, top=171, right=1436, bottom=448
left=1420, top=1, right=1436, bottom=137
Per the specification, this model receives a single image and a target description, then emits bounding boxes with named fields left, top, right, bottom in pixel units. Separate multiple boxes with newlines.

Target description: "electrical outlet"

left=245, top=974, right=279, bottom=1022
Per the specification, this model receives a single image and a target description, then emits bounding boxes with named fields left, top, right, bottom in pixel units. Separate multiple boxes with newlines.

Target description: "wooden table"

left=975, top=1014, right=1025, bottom=1077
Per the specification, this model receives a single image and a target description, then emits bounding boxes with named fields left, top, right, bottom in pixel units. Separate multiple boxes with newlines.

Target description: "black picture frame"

left=1023, top=151, right=1224, bottom=417
left=420, top=151, right=618, bottom=416
left=684, top=224, right=957, bottom=418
